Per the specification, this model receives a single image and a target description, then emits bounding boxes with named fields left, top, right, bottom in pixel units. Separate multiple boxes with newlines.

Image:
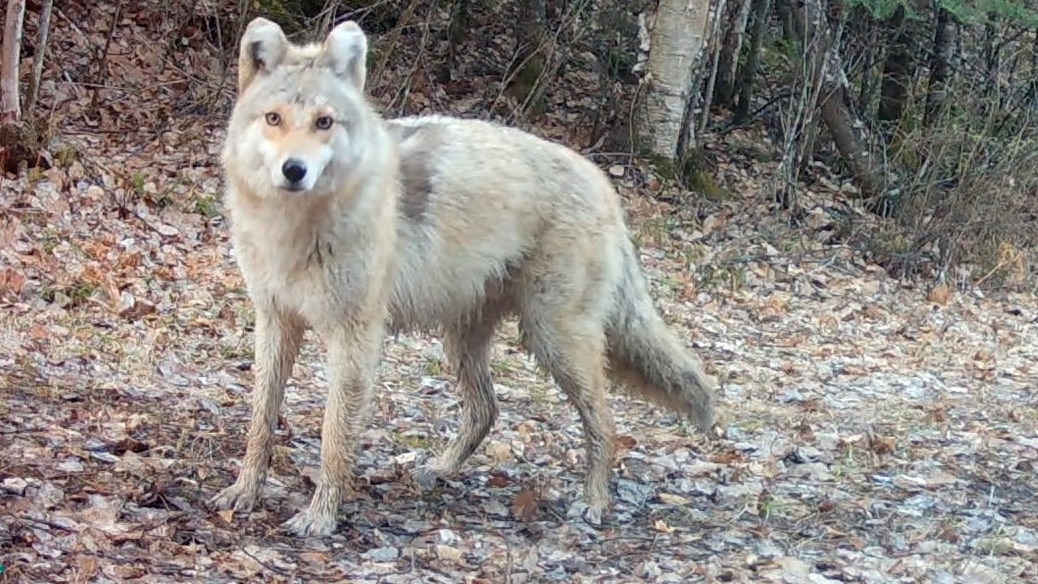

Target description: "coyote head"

left=224, top=18, right=376, bottom=197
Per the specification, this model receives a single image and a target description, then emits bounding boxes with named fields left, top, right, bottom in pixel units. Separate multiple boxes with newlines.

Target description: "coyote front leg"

left=211, top=302, right=304, bottom=512
left=282, top=321, right=385, bottom=537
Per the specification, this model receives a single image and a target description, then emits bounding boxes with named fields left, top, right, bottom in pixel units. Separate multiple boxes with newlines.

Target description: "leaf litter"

left=1, top=1, right=1037, bottom=583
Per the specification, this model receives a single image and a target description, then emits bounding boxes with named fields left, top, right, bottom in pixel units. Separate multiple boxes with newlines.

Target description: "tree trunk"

left=820, top=95, right=884, bottom=196
left=699, top=0, right=728, bottom=133
left=448, top=0, right=469, bottom=47
left=982, top=10, right=999, bottom=84
left=734, top=0, right=770, bottom=122
left=853, top=10, right=877, bottom=114
left=507, top=0, right=550, bottom=117
left=793, top=0, right=885, bottom=198
left=876, top=4, right=914, bottom=134
left=924, top=7, right=957, bottom=127
left=26, top=0, right=54, bottom=114
left=636, top=0, right=712, bottom=160
left=713, top=0, right=752, bottom=108
left=1028, top=25, right=1038, bottom=111
left=1, top=0, right=26, bottom=123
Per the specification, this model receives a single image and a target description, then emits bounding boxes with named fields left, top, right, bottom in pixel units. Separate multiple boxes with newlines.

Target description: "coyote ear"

left=238, top=17, right=289, bottom=93
left=320, top=20, right=369, bottom=90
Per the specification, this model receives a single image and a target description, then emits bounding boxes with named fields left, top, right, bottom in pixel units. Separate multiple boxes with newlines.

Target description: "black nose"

left=281, top=159, right=307, bottom=183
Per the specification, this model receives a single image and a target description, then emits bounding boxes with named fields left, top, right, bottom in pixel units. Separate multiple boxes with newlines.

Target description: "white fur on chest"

left=229, top=198, right=372, bottom=326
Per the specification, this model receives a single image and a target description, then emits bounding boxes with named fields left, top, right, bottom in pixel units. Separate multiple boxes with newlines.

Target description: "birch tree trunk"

left=636, top=0, right=712, bottom=160
left=1, top=0, right=26, bottom=123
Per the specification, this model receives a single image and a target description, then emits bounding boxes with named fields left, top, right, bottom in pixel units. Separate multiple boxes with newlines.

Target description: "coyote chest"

left=231, top=203, right=386, bottom=327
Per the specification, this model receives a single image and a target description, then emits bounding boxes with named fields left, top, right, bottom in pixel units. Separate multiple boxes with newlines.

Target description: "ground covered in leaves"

left=3, top=2, right=1038, bottom=583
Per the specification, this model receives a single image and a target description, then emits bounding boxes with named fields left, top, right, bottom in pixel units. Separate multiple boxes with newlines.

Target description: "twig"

left=26, top=0, right=54, bottom=114
left=714, top=245, right=852, bottom=267
left=371, top=0, right=421, bottom=89
left=0, top=427, right=48, bottom=435
left=974, top=258, right=1010, bottom=287
left=51, top=5, right=88, bottom=42
left=490, top=0, right=594, bottom=123
left=16, top=515, right=79, bottom=533
left=235, top=543, right=294, bottom=578
left=699, top=0, right=728, bottom=134
left=89, top=1, right=123, bottom=112
left=714, top=89, right=791, bottom=135
left=382, top=4, right=435, bottom=115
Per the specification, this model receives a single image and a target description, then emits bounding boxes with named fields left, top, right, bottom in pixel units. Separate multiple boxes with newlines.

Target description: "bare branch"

left=26, top=0, right=55, bottom=115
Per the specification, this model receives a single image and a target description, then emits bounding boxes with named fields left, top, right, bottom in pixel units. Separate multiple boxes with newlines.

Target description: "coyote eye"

left=314, top=116, right=334, bottom=130
left=265, top=112, right=281, bottom=126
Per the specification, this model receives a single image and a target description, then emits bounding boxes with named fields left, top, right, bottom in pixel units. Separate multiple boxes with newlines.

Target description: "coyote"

left=210, top=17, right=718, bottom=537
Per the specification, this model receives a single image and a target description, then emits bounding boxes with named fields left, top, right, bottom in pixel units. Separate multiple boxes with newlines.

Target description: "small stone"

left=435, top=544, right=464, bottom=564
left=361, top=546, right=399, bottom=563
left=2, top=477, right=28, bottom=496
left=438, top=529, right=457, bottom=545
left=393, top=451, right=417, bottom=465
left=57, top=459, right=85, bottom=473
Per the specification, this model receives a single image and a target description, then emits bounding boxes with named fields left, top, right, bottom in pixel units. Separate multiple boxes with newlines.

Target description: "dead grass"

left=855, top=56, right=1038, bottom=289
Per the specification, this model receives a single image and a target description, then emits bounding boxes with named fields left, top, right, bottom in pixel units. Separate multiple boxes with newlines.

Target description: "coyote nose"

left=282, top=159, right=307, bottom=184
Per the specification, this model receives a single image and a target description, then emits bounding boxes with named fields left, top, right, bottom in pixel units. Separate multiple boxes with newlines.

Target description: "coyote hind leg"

left=415, top=312, right=499, bottom=487
left=522, top=310, right=616, bottom=524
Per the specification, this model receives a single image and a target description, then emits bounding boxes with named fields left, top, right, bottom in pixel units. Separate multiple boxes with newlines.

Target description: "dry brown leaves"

left=1, top=1, right=1037, bottom=583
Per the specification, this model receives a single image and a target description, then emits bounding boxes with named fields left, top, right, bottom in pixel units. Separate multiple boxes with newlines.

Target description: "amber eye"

left=314, top=116, right=334, bottom=130
left=264, top=112, right=281, bottom=126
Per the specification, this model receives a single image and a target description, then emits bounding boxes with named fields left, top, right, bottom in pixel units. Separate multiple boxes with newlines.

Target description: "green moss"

left=395, top=433, right=436, bottom=450
left=55, top=145, right=79, bottom=167
left=647, top=149, right=736, bottom=201
left=685, top=167, right=735, bottom=202
left=191, top=194, right=222, bottom=218
left=422, top=356, right=445, bottom=377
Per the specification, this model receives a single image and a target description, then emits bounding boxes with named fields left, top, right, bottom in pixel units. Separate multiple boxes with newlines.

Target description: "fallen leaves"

left=216, top=508, right=234, bottom=524
left=0, top=267, right=28, bottom=299
left=510, top=490, right=541, bottom=522
left=0, top=2, right=1037, bottom=584
left=927, top=283, right=954, bottom=305
left=652, top=518, right=675, bottom=534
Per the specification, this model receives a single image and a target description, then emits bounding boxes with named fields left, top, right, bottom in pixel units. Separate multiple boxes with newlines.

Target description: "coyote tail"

left=606, top=240, right=717, bottom=432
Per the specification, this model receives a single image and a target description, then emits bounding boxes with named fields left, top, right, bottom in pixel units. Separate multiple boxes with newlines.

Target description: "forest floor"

left=2, top=2, right=1038, bottom=583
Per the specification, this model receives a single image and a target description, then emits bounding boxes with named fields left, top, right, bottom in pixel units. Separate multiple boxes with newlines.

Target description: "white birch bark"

left=1, top=0, right=27, bottom=122
left=636, top=0, right=712, bottom=159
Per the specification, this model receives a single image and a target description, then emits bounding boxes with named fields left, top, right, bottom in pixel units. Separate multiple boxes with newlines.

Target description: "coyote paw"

left=412, top=464, right=446, bottom=490
left=574, top=499, right=610, bottom=527
left=570, top=490, right=609, bottom=527
left=209, top=480, right=261, bottom=513
left=282, top=510, right=337, bottom=537
left=583, top=503, right=604, bottom=525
